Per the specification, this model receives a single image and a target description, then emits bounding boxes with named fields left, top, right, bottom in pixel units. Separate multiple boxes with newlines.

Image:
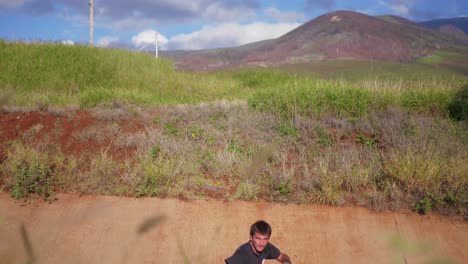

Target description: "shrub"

left=163, top=122, right=179, bottom=136
left=356, top=131, right=379, bottom=147
left=232, top=181, right=258, bottom=200
left=3, top=142, right=60, bottom=200
left=311, top=166, right=341, bottom=205
left=152, top=117, right=161, bottom=124
left=276, top=179, right=292, bottom=196
left=78, top=150, right=123, bottom=195
left=150, top=145, right=161, bottom=159
left=315, top=126, right=333, bottom=146
left=382, top=144, right=446, bottom=193
left=413, top=193, right=439, bottom=215
left=227, top=139, right=243, bottom=154
left=277, top=123, right=299, bottom=138
left=447, top=85, right=468, bottom=121
left=401, top=89, right=451, bottom=114
left=135, top=159, right=175, bottom=197
left=188, top=126, right=204, bottom=140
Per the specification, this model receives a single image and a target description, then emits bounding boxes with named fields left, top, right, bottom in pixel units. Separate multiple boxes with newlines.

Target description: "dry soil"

left=1, top=193, right=467, bottom=264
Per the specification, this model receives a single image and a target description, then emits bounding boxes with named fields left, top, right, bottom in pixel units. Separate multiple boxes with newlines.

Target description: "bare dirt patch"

left=0, top=193, right=467, bottom=264
left=0, top=110, right=140, bottom=160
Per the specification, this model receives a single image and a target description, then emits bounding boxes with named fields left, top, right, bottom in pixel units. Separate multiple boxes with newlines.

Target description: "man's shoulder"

left=236, top=242, right=251, bottom=252
left=225, top=242, right=251, bottom=264
left=236, top=241, right=279, bottom=255
left=264, top=242, right=281, bottom=259
left=266, top=242, right=279, bottom=250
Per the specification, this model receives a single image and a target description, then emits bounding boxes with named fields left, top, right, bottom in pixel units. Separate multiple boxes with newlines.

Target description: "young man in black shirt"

left=225, top=220, right=292, bottom=264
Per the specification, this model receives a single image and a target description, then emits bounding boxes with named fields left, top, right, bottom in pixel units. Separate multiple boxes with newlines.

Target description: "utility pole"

left=89, top=0, right=94, bottom=46
left=155, top=32, right=159, bottom=59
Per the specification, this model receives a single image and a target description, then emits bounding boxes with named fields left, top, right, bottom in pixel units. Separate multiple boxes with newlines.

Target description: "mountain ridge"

left=419, top=17, right=468, bottom=34
left=161, top=11, right=468, bottom=70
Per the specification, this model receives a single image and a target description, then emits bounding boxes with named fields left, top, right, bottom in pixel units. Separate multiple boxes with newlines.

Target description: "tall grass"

left=2, top=41, right=466, bottom=116
left=0, top=40, right=246, bottom=107
left=237, top=69, right=465, bottom=119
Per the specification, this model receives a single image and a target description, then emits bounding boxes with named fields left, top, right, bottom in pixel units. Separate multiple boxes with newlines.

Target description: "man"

left=225, top=220, right=292, bottom=264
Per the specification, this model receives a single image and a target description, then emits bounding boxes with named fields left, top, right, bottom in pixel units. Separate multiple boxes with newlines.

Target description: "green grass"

left=2, top=41, right=466, bottom=116
left=238, top=68, right=464, bottom=119
left=0, top=40, right=247, bottom=107
left=2, top=141, right=62, bottom=201
left=1, top=41, right=466, bottom=122
left=276, top=58, right=468, bottom=82
left=418, top=50, right=468, bottom=65
left=418, top=53, right=444, bottom=64
left=417, top=50, right=468, bottom=76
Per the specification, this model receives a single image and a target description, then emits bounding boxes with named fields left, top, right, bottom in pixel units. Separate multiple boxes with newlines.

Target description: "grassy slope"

left=417, top=49, right=468, bottom=76
left=0, top=41, right=247, bottom=107
left=1, top=40, right=467, bottom=117
left=1, top=41, right=467, bottom=216
left=277, top=56, right=467, bottom=82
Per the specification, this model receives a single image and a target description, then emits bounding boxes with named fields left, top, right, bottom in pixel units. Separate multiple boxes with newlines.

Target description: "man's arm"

left=277, top=252, right=291, bottom=264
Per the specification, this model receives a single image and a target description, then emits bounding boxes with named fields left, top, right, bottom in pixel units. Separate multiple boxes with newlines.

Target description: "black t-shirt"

left=225, top=241, right=281, bottom=264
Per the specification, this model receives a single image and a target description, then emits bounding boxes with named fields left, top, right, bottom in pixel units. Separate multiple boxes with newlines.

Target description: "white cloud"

left=203, top=2, right=257, bottom=22
left=107, top=17, right=160, bottom=32
left=378, top=0, right=417, bottom=17
left=0, top=0, right=30, bottom=8
left=167, top=22, right=301, bottom=50
left=390, top=4, right=409, bottom=15
left=97, top=36, right=119, bottom=47
left=356, top=8, right=376, bottom=16
left=131, top=30, right=169, bottom=49
left=57, top=0, right=259, bottom=32
left=265, top=7, right=305, bottom=22
left=60, top=40, right=74, bottom=45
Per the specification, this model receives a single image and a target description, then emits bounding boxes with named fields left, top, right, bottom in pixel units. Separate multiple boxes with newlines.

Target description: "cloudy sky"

left=0, top=0, right=466, bottom=50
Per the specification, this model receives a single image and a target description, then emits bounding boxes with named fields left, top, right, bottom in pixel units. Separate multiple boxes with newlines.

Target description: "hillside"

left=437, top=24, right=467, bottom=38
left=162, top=11, right=468, bottom=71
left=0, top=41, right=467, bottom=219
left=420, top=17, right=468, bottom=34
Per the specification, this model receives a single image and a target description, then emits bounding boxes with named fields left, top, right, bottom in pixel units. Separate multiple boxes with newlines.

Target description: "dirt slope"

left=1, top=193, right=467, bottom=264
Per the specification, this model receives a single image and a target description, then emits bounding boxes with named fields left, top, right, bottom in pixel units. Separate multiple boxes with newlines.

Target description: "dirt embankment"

left=1, top=193, right=467, bottom=264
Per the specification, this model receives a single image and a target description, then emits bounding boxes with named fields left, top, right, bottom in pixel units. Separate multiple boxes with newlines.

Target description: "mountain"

left=161, top=11, right=468, bottom=71
left=419, top=17, right=468, bottom=34
left=436, top=24, right=467, bottom=39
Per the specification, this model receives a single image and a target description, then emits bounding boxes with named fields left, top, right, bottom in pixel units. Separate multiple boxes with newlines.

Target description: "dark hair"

left=250, top=220, right=272, bottom=237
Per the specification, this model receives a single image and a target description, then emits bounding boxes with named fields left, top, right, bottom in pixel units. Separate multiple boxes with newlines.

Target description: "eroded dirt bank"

left=0, top=193, right=467, bottom=264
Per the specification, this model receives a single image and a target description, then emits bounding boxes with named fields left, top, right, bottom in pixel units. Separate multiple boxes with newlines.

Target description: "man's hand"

left=277, top=252, right=291, bottom=264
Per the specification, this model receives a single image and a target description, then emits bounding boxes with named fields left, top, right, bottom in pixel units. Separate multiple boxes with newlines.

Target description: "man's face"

left=250, top=232, right=270, bottom=254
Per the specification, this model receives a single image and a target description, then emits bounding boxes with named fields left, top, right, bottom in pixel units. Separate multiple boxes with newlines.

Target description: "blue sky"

left=0, top=0, right=467, bottom=50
